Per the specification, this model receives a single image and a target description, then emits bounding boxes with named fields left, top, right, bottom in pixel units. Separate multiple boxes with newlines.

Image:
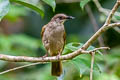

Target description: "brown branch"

left=0, top=47, right=109, bottom=75
left=93, top=0, right=120, bottom=33
left=105, top=1, right=119, bottom=25
left=82, top=0, right=120, bottom=50
left=0, top=62, right=48, bottom=75
left=90, top=52, right=95, bottom=80
left=113, top=27, right=120, bottom=33
left=93, top=0, right=120, bottom=17
left=88, top=47, right=110, bottom=53
left=0, top=47, right=109, bottom=62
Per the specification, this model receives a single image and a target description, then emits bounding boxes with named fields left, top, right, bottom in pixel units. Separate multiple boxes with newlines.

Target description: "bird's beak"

left=66, top=16, right=75, bottom=19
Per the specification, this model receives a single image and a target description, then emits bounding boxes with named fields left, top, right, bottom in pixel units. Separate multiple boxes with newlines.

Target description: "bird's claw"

left=56, top=53, right=61, bottom=60
left=42, top=53, right=48, bottom=60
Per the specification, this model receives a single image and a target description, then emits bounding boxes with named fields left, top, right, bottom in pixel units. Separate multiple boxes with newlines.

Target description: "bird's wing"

left=41, top=24, right=49, bottom=51
left=41, top=25, right=46, bottom=38
left=63, top=31, right=66, bottom=45
left=61, top=31, right=66, bottom=52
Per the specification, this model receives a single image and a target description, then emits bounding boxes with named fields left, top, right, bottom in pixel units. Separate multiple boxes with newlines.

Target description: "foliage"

left=42, top=0, right=56, bottom=12
left=5, top=5, right=28, bottom=21
left=10, top=0, right=44, bottom=17
left=63, top=42, right=102, bottom=55
left=0, top=0, right=10, bottom=20
left=0, top=0, right=57, bottom=19
left=0, top=34, right=42, bottom=56
left=80, top=0, right=91, bottom=10
left=63, top=42, right=102, bottom=76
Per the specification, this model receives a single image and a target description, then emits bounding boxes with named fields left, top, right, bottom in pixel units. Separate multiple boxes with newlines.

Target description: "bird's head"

left=51, top=13, right=75, bottom=24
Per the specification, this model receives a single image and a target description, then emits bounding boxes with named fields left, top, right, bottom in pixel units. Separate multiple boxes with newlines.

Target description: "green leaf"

left=5, top=5, right=28, bottom=21
left=63, top=42, right=102, bottom=55
left=42, top=0, right=56, bottom=12
left=70, top=54, right=103, bottom=75
left=0, top=34, right=42, bottom=56
left=96, top=63, right=104, bottom=73
left=0, top=0, right=10, bottom=21
left=10, top=0, right=44, bottom=17
left=114, top=15, right=120, bottom=20
left=71, top=56, right=90, bottom=75
left=80, top=0, right=90, bottom=10
left=63, top=42, right=103, bottom=75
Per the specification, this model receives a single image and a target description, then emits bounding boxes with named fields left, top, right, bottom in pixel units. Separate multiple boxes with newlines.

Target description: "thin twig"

left=0, top=62, right=48, bottom=75
left=82, top=0, right=120, bottom=50
left=88, top=47, right=110, bottom=53
left=113, top=27, right=120, bottom=33
left=93, top=0, right=120, bottom=33
left=105, top=2, right=119, bottom=24
left=90, top=52, right=95, bottom=80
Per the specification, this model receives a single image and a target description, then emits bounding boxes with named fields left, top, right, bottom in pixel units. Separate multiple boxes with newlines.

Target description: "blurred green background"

left=0, top=0, right=120, bottom=80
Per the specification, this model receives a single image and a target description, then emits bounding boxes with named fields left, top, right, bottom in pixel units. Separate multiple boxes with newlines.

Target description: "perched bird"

left=41, top=13, right=74, bottom=76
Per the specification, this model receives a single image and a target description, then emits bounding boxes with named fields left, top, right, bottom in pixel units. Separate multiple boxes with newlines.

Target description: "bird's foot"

left=42, top=53, right=48, bottom=60
left=56, top=53, right=61, bottom=60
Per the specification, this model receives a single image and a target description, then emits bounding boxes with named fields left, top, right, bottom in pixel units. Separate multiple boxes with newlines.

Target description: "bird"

left=41, top=13, right=74, bottom=76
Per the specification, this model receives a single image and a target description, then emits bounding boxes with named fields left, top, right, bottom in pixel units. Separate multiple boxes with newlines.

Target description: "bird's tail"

left=51, top=61, right=62, bottom=76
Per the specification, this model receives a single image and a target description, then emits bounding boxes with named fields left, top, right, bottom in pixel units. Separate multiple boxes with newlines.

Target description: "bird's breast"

left=46, top=24, right=64, bottom=38
left=42, top=23, right=65, bottom=55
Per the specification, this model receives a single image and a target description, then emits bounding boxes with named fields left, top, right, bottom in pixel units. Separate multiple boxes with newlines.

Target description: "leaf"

left=0, top=35, right=12, bottom=51
left=114, top=15, right=120, bottom=20
left=5, top=5, right=28, bottom=21
left=80, top=0, right=90, bottom=10
left=63, top=42, right=102, bottom=55
left=42, top=0, right=56, bottom=12
left=10, top=34, right=41, bottom=50
left=0, top=34, right=42, bottom=56
left=70, top=54, right=103, bottom=75
left=63, top=42, right=103, bottom=75
left=0, top=0, right=10, bottom=20
left=71, top=56, right=90, bottom=75
left=62, top=42, right=83, bottom=55
left=96, top=63, right=104, bottom=73
left=10, top=0, right=44, bottom=17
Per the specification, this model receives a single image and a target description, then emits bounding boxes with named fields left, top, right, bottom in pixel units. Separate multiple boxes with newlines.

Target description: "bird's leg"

left=56, top=53, right=61, bottom=60
left=41, top=53, right=48, bottom=60
left=42, top=53, right=48, bottom=58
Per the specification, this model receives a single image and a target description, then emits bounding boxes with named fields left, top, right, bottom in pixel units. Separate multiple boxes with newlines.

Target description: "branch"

left=85, top=4, right=106, bottom=51
left=0, top=47, right=109, bottom=62
left=0, top=24, right=119, bottom=63
left=88, top=47, right=110, bottom=53
left=90, top=52, right=95, bottom=80
left=0, top=47, right=110, bottom=75
left=82, top=0, right=120, bottom=50
left=93, top=0, right=120, bottom=33
left=93, top=0, right=120, bottom=17
left=0, top=62, right=48, bottom=75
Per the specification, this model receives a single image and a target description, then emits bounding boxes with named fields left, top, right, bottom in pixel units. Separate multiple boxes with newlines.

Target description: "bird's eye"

left=59, top=16, right=62, bottom=20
